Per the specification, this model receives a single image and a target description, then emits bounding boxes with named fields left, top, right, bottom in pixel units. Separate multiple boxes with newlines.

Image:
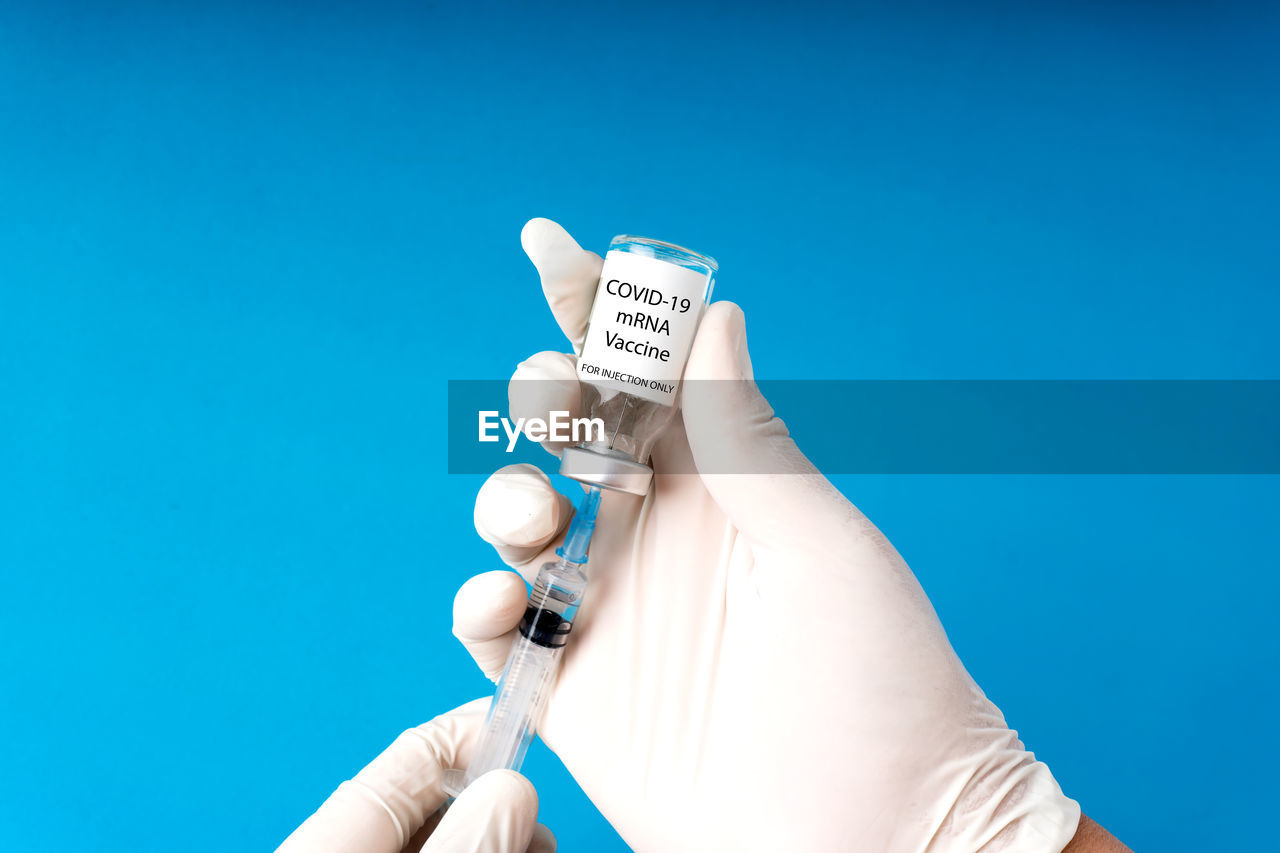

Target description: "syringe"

left=443, top=486, right=602, bottom=795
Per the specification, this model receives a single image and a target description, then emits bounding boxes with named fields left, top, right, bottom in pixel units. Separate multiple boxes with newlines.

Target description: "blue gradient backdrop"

left=2, top=2, right=1277, bottom=850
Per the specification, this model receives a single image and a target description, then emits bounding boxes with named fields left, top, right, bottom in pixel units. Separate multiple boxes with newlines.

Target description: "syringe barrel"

left=459, top=634, right=563, bottom=789
left=452, top=555, right=587, bottom=792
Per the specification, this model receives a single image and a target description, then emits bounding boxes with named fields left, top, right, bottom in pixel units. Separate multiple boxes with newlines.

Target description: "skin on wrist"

left=1061, top=815, right=1132, bottom=853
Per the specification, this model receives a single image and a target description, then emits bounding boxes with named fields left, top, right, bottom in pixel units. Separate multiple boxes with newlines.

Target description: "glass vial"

left=558, top=235, right=717, bottom=494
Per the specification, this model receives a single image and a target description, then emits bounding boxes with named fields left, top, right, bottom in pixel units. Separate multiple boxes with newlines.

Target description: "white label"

left=577, top=250, right=708, bottom=406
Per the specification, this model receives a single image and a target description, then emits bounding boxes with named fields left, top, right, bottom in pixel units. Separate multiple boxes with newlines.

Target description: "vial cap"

left=559, top=446, right=653, bottom=495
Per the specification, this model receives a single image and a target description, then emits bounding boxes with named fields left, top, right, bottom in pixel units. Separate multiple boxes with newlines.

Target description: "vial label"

left=578, top=250, right=708, bottom=406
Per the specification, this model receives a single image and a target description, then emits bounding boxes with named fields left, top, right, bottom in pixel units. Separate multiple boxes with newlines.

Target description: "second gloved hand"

left=279, top=699, right=555, bottom=853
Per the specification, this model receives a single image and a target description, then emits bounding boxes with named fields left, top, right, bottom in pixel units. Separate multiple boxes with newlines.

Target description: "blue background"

left=2, top=1, right=1277, bottom=849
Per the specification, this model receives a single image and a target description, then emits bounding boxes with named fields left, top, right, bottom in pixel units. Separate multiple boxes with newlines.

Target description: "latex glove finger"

left=683, top=301, right=858, bottom=552
left=406, top=818, right=557, bottom=853
left=508, top=351, right=583, bottom=457
left=279, top=699, right=490, bottom=853
left=524, top=823, right=557, bottom=853
left=474, top=464, right=574, bottom=568
left=417, top=770, right=543, bottom=853
left=520, top=218, right=602, bottom=352
left=452, top=570, right=529, bottom=682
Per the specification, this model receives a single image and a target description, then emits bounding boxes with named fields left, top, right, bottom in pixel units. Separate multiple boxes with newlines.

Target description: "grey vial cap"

left=559, top=446, right=653, bottom=495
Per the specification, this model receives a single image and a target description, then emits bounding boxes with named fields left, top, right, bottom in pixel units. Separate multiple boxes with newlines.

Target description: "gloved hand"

left=279, top=698, right=556, bottom=853
left=453, top=219, right=1082, bottom=852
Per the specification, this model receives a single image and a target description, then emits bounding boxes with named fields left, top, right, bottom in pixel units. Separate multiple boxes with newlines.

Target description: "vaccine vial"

left=559, top=235, right=718, bottom=494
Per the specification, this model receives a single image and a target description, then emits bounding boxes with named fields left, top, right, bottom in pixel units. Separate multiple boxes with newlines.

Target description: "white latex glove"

left=455, top=219, right=1082, bottom=852
left=280, top=699, right=556, bottom=853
